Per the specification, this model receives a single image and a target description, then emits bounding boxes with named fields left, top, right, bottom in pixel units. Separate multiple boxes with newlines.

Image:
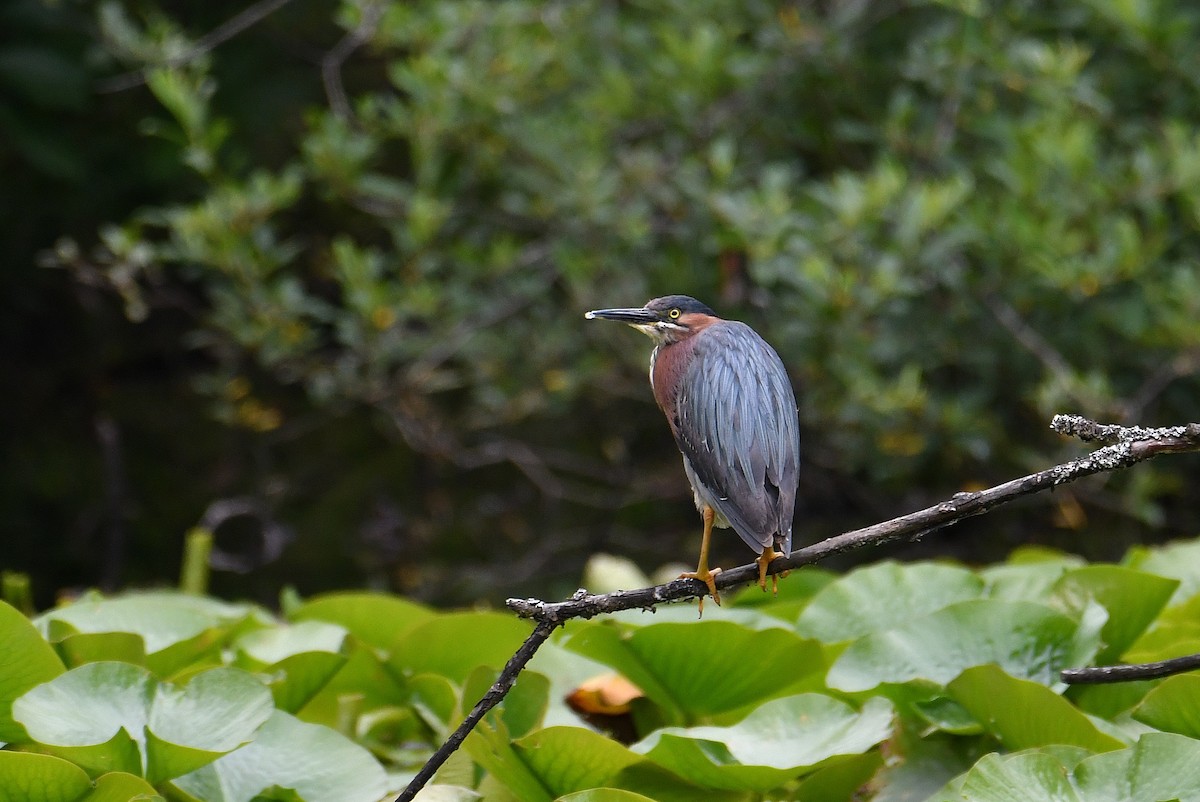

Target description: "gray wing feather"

left=673, top=322, right=800, bottom=554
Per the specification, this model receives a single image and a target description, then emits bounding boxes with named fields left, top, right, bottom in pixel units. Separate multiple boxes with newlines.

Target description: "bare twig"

left=96, top=0, right=298, bottom=93
left=394, top=620, right=559, bottom=802
left=394, top=415, right=1200, bottom=801
left=322, top=1, right=386, bottom=120
left=1061, top=653, right=1200, bottom=685
left=509, top=415, right=1200, bottom=623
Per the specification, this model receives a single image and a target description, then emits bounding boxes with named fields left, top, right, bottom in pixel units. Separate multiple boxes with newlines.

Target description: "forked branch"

left=394, top=415, right=1200, bottom=801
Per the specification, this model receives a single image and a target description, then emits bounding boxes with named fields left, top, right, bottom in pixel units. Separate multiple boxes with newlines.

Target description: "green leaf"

left=389, top=613, right=532, bottom=683
left=981, top=559, right=1077, bottom=602
left=289, top=592, right=434, bottom=650
left=793, top=750, right=884, bottom=802
left=632, top=695, right=893, bottom=792
left=87, top=772, right=163, bottom=802
left=565, top=620, right=822, bottom=720
left=36, top=593, right=259, bottom=676
left=13, top=663, right=274, bottom=781
left=948, top=665, right=1125, bottom=752
left=556, top=791, right=656, bottom=802
left=170, top=710, right=386, bottom=802
left=1132, top=674, right=1200, bottom=737
left=231, top=621, right=348, bottom=712
left=957, top=750, right=1082, bottom=802
left=796, top=561, right=983, bottom=642
left=55, top=632, right=146, bottom=669
left=1049, top=565, right=1178, bottom=662
left=0, top=600, right=65, bottom=742
left=827, top=599, right=1095, bottom=692
left=514, top=726, right=642, bottom=796
left=1073, top=732, right=1200, bottom=800
left=465, top=718, right=553, bottom=802
left=1125, top=538, right=1200, bottom=604
left=0, top=752, right=91, bottom=802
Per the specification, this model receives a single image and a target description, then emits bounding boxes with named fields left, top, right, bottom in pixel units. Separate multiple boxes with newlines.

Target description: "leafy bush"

left=7, top=536, right=1200, bottom=800
left=23, top=0, right=1200, bottom=603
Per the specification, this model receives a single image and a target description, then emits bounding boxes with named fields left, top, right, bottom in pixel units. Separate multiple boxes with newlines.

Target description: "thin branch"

left=1061, top=653, right=1200, bottom=685
left=394, top=620, right=559, bottom=802
left=509, top=415, right=1200, bottom=623
left=322, top=1, right=386, bottom=120
left=395, top=415, right=1200, bottom=801
left=96, top=0, right=298, bottom=93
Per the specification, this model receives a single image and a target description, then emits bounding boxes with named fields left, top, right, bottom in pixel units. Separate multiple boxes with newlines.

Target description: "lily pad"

left=1072, top=732, right=1200, bottom=800
left=170, top=709, right=387, bottom=802
left=564, top=620, right=821, bottom=720
left=0, top=600, right=64, bottom=742
left=289, top=592, right=433, bottom=650
left=13, top=662, right=274, bottom=782
left=389, top=612, right=532, bottom=682
left=947, top=665, right=1125, bottom=752
left=1132, top=674, right=1200, bottom=738
left=0, top=751, right=90, bottom=802
left=827, top=599, right=1098, bottom=692
left=1048, top=565, right=1178, bottom=663
left=631, top=694, right=893, bottom=792
left=797, top=561, right=983, bottom=642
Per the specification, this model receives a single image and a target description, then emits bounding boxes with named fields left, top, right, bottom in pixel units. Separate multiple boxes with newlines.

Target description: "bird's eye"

left=668, top=308, right=681, bottom=320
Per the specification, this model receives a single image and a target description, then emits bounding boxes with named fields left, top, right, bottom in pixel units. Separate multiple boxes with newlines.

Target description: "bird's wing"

left=673, top=321, right=800, bottom=553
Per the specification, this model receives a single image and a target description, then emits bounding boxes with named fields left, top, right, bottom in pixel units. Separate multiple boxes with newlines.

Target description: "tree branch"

left=96, top=0, right=298, bottom=93
left=1061, top=653, right=1200, bottom=685
left=394, top=415, right=1200, bottom=800
left=394, top=619, right=559, bottom=802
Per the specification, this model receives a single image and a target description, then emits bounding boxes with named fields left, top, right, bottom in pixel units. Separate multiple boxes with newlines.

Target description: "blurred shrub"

left=44, top=0, right=1200, bottom=597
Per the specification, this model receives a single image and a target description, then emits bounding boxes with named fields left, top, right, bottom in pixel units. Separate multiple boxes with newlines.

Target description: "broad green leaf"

left=1073, top=732, right=1200, bottom=801
left=948, top=665, right=1125, bottom=752
left=515, top=726, right=641, bottom=796
left=958, top=750, right=1081, bottom=802
left=13, top=662, right=274, bottom=781
left=295, top=641, right=407, bottom=726
left=232, top=621, right=348, bottom=712
left=1125, top=538, right=1200, bottom=604
left=0, top=600, right=64, bottom=742
left=632, top=695, right=893, bottom=792
left=565, top=620, right=821, bottom=720
left=289, top=592, right=433, bottom=650
left=1049, top=565, right=1178, bottom=662
left=1132, top=674, right=1200, bottom=737
left=170, top=709, right=386, bottom=802
left=556, top=790, right=656, bottom=802
left=827, top=599, right=1095, bottom=692
left=793, top=750, right=884, bottom=802
left=465, top=718, right=553, bottom=802
left=409, top=787, right=479, bottom=802
left=0, top=751, right=91, bottom=802
left=234, top=620, right=347, bottom=665
left=796, top=561, right=983, bottom=642
left=87, top=772, right=163, bottom=802
left=981, top=560, right=1076, bottom=602
left=55, top=632, right=146, bottom=669
left=36, top=593, right=256, bottom=654
left=389, top=613, right=532, bottom=682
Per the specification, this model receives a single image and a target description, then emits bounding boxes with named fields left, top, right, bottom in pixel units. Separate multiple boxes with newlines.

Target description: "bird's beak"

left=585, top=307, right=658, bottom=324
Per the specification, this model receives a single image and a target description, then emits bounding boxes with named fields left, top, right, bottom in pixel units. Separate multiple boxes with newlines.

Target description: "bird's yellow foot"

left=680, top=565, right=722, bottom=613
left=756, top=549, right=788, bottom=594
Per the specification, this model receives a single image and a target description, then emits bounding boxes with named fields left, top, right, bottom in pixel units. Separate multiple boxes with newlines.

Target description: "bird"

left=586, top=295, right=800, bottom=607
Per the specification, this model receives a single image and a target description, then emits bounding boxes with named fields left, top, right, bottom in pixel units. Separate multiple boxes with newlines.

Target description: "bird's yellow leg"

left=680, top=505, right=722, bottom=610
left=756, top=547, right=788, bottom=594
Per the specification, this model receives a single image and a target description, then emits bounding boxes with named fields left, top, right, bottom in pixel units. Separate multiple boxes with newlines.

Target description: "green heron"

left=586, top=295, right=800, bottom=606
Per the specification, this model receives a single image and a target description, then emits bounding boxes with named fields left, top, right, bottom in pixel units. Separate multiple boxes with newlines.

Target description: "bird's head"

left=585, top=295, right=718, bottom=345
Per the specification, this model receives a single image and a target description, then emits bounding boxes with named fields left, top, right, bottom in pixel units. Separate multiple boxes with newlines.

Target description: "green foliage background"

left=5, top=0, right=1200, bottom=605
